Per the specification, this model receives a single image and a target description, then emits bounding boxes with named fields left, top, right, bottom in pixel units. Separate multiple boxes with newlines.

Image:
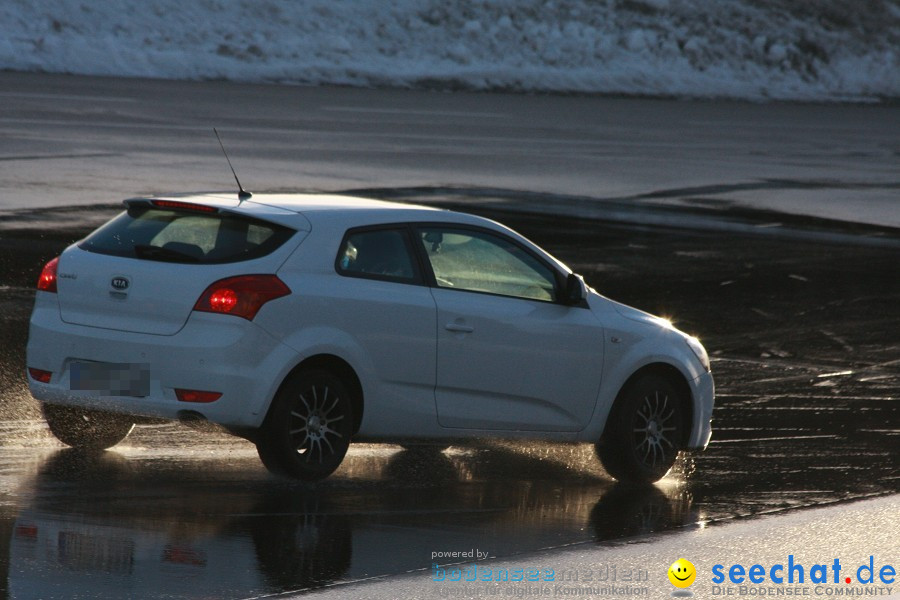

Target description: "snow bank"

left=1, top=0, right=897, bottom=101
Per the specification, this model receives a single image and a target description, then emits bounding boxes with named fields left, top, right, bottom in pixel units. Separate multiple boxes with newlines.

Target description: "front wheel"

left=42, top=404, right=135, bottom=450
left=595, top=374, right=686, bottom=484
left=256, top=369, right=354, bottom=482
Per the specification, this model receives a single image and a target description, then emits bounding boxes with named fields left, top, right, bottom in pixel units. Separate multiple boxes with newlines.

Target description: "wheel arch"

left=600, top=362, right=694, bottom=449
left=273, top=354, right=365, bottom=436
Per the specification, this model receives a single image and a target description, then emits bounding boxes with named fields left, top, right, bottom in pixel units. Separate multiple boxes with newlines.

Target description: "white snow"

left=0, top=0, right=897, bottom=102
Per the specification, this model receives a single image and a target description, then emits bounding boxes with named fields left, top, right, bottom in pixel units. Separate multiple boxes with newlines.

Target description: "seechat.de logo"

left=669, top=558, right=697, bottom=596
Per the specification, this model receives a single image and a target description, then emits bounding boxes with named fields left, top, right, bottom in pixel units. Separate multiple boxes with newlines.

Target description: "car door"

left=414, top=225, right=605, bottom=432
left=328, top=226, right=438, bottom=430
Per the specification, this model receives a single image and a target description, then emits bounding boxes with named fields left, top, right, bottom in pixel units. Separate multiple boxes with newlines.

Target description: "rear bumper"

left=686, top=370, right=715, bottom=450
left=26, top=299, right=298, bottom=429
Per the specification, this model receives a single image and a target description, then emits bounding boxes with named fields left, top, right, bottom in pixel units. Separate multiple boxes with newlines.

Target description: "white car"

left=26, top=193, right=713, bottom=483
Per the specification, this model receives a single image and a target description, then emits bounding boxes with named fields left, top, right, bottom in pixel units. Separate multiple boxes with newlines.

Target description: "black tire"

left=249, top=496, right=353, bottom=589
left=590, top=483, right=671, bottom=539
left=42, top=404, right=135, bottom=450
left=595, top=374, right=686, bottom=484
left=256, top=369, right=354, bottom=482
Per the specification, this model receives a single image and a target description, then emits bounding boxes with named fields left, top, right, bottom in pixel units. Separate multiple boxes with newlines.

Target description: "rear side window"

left=336, top=228, right=420, bottom=283
left=79, top=205, right=295, bottom=264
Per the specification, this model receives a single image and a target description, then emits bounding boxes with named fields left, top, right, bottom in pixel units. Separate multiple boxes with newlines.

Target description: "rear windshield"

left=78, top=205, right=296, bottom=264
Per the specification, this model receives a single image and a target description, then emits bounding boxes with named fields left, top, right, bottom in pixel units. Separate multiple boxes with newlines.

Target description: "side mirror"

left=563, top=273, right=587, bottom=305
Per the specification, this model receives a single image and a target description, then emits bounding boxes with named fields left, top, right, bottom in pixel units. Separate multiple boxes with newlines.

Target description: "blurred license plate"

left=58, top=530, right=135, bottom=573
left=69, top=361, right=150, bottom=397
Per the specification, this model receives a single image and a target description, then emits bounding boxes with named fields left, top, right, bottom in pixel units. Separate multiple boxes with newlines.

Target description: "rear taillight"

left=163, top=545, right=207, bottom=566
left=28, top=368, right=52, bottom=383
left=193, top=275, right=290, bottom=321
left=175, top=389, right=222, bottom=403
left=37, top=256, right=59, bottom=293
left=15, top=524, right=38, bottom=540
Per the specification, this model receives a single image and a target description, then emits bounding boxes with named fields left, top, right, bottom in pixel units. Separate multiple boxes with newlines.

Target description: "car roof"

left=127, top=192, right=490, bottom=230
left=125, top=192, right=570, bottom=275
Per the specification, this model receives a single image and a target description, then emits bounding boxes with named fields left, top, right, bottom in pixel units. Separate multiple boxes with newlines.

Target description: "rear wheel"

left=256, top=369, right=354, bottom=482
left=595, top=374, right=686, bottom=484
left=42, top=404, right=135, bottom=450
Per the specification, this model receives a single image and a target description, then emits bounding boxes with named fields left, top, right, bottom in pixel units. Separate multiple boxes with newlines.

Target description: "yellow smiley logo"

left=668, top=558, right=696, bottom=588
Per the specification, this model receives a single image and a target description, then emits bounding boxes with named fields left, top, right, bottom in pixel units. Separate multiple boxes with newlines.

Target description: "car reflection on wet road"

left=1, top=200, right=898, bottom=599
left=3, top=439, right=697, bottom=599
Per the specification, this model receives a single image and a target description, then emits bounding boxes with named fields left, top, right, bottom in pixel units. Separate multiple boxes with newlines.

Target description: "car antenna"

left=213, top=128, right=252, bottom=201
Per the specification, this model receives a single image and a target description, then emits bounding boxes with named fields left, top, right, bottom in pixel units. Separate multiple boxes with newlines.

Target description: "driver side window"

left=416, top=227, right=558, bottom=302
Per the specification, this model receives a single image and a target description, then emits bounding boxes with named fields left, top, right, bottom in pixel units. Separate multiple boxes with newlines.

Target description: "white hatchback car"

left=27, top=193, right=713, bottom=483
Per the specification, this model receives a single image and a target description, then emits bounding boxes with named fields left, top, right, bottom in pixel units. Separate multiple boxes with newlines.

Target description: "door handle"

left=445, top=322, right=474, bottom=333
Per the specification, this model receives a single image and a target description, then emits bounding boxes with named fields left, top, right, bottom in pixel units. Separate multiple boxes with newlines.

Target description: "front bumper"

left=687, top=370, right=715, bottom=450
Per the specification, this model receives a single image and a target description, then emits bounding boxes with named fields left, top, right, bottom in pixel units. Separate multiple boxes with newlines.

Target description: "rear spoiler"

left=124, top=198, right=220, bottom=214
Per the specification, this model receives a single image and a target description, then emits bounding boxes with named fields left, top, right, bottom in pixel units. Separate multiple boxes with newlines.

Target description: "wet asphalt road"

left=0, top=199, right=897, bottom=599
